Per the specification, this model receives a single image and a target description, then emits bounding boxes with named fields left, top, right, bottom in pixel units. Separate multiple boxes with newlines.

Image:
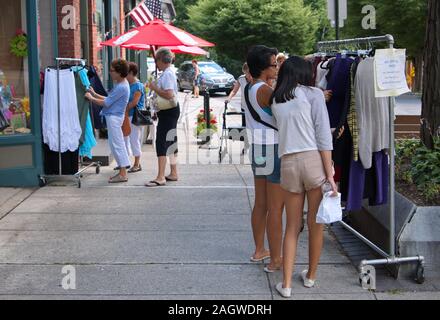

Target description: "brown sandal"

left=145, top=180, right=166, bottom=187
left=109, top=175, right=128, bottom=183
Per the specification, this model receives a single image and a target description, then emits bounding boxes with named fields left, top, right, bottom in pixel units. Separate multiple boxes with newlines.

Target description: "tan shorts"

left=281, top=151, right=326, bottom=194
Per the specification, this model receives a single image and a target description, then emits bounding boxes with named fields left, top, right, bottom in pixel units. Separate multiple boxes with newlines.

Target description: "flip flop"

left=108, top=175, right=128, bottom=183
left=264, top=266, right=281, bottom=273
left=145, top=180, right=166, bottom=187
left=128, top=166, right=142, bottom=173
left=250, top=254, right=271, bottom=262
left=165, top=176, right=178, bottom=182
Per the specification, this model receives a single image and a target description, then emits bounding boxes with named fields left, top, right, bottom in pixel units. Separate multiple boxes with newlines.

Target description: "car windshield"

left=198, top=63, right=224, bottom=74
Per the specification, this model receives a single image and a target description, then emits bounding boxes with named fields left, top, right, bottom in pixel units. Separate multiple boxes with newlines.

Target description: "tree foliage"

left=342, top=0, right=427, bottom=58
left=186, top=0, right=320, bottom=61
left=173, top=0, right=199, bottom=30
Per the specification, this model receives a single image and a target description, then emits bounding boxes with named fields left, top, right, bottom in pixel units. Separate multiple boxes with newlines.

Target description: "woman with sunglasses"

left=245, top=45, right=285, bottom=273
left=85, top=59, right=131, bottom=183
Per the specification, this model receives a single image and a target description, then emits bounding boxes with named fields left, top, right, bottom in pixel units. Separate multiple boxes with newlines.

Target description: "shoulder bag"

left=155, top=94, right=178, bottom=111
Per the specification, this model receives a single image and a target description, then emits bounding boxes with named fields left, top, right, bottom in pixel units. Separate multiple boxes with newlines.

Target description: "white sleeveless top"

left=244, top=82, right=279, bottom=145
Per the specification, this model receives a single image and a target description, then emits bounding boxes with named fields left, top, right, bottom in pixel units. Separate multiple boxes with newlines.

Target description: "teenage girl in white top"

left=271, top=56, right=338, bottom=298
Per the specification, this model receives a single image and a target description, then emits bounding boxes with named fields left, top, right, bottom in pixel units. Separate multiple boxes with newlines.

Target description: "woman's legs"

left=154, top=156, right=167, bottom=183
left=152, top=108, right=179, bottom=184
left=306, top=186, right=324, bottom=280
left=168, top=153, right=179, bottom=180
left=282, top=190, right=305, bottom=289
left=106, top=115, right=130, bottom=178
left=129, top=120, right=143, bottom=168
left=266, top=182, right=284, bottom=270
left=252, top=178, right=269, bottom=259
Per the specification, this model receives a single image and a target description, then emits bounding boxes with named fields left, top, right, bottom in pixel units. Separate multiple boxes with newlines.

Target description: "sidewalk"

left=0, top=93, right=438, bottom=300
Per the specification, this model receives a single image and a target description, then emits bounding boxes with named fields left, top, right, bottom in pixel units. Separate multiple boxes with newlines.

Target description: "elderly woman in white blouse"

left=145, top=48, right=180, bottom=187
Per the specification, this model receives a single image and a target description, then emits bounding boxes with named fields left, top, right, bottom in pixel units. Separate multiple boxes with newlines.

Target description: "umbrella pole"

left=151, top=46, right=158, bottom=80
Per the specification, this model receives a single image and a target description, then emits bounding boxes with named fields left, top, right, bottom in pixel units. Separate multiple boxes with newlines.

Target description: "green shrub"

left=396, top=138, right=440, bottom=202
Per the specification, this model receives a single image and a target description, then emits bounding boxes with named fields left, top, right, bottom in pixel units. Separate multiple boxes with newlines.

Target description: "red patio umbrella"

left=121, top=43, right=209, bottom=56
left=100, top=19, right=215, bottom=48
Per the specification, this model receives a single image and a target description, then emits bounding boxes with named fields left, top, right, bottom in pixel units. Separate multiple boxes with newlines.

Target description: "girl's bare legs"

left=251, top=178, right=270, bottom=259
left=266, top=182, right=284, bottom=270
left=282, top=191, right=305, bottom=289
left=306, top=187, right=324, bottom=280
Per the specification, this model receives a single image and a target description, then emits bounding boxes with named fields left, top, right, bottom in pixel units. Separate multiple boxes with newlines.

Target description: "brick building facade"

left=56, top=0, right=126, bottom=87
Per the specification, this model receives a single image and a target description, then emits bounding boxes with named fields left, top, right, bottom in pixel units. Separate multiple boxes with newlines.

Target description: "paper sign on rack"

left=374, top=49, right=410, bottom=98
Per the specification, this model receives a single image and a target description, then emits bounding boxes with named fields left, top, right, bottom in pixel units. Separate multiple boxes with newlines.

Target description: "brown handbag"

left=121, top=110, right=132, bottom=137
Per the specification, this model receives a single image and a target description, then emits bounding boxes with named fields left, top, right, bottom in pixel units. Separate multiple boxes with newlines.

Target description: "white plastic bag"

left=316, top=191, right=342, bottom=224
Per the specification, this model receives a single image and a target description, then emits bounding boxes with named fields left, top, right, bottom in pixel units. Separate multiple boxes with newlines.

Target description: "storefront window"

left=0, top=0, right=32, bottom=136
left=112, top=0, right=121, bottom=60
left=96, top=0, right=108, bottom=87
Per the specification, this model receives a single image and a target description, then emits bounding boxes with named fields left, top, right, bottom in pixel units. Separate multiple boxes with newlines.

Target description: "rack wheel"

left=96, top=166, right=101, bottom=174
left=415, top=265, right=425, bottom=284
left=39, top=177, right=47, bottom=187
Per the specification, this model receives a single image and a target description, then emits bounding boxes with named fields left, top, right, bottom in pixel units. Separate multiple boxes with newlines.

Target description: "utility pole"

left=335, top=0, right=339, bottom=40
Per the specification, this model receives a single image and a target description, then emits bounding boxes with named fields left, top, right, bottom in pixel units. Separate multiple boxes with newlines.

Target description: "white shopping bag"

left=316, top=191, right=342, bottom=224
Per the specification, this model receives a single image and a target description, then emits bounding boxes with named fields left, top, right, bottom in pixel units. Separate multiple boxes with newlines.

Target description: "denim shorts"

left=250, top=144, right=281, bottom=184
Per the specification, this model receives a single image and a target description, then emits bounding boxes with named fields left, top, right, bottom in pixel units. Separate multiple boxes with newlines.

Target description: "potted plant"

left=195, top=108, right=218, bottom=144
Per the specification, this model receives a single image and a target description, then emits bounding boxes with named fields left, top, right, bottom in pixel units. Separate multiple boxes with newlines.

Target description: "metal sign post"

left=327, top=0, right=347, bottom=40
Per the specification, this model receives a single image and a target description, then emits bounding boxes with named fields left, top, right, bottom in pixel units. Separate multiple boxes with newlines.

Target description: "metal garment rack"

left=40, top=58, right=101, bottom=189
left=316, top=35, right=425, bottom=284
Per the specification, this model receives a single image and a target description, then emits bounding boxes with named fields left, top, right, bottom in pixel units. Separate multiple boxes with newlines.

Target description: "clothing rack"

left=316, top=35, right=425, bottom=284
left=40, top=58, right=101, bottom=189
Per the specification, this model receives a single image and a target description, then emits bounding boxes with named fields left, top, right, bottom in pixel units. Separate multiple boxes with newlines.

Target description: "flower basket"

left=195, top=108, right=218, bottom=143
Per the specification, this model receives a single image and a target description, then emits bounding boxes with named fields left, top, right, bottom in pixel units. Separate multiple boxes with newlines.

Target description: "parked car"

left=176, top=61, right=235, bottom=95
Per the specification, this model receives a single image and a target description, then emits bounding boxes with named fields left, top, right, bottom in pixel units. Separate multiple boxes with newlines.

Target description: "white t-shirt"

left=237, top=75, right=248, bottom=109
left=243, top=82, right=279, bottom=145
left=272, top=86, right=333, bottom=158
left=157, top=67, right=178, bottom=95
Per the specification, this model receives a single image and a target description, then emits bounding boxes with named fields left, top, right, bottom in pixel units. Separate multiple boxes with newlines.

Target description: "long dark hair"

left=270, top=56, right=313, bottom=104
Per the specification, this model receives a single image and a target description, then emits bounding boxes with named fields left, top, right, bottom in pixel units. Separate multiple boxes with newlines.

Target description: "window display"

left=0, top=0, right=31, bottom=136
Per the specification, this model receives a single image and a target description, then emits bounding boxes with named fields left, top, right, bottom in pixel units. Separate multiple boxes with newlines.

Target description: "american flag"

left=129, top=0, right=164, bottom=27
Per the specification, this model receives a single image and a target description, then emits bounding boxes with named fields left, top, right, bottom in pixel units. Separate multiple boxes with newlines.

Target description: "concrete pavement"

left=0, top=93, right=437, bottom=300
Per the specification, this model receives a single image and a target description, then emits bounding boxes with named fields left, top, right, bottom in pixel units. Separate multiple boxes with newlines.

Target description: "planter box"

left=348, top=192, right=440, bottom=279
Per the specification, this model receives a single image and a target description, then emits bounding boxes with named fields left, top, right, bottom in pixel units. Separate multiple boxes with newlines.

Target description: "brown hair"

left=111, top=59, right=129, bottom=78
left=128, top=62, right=139, bottom=76
left=192, top=60, right=198, bottom=64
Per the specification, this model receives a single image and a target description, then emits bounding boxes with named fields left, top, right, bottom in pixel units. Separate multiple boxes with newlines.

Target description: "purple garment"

left=346, top=151, right=389, bottom=211
left=371, top=151, right=389, bottom=206
left=326, top=54, right=354, bottom=129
